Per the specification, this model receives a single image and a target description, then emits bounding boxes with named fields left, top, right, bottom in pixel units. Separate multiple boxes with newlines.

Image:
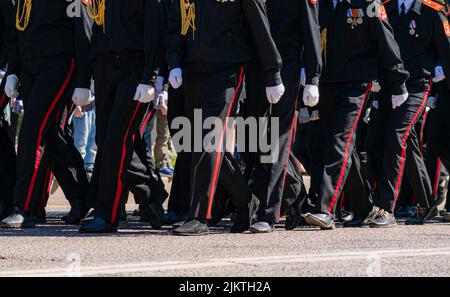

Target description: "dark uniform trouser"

left=245, top=62, right=303, bottom=224
left=0, top=77, right=16, bottom=209
left=184, top=66, right=251, bottom=220
left=372, top=78, right=433, bottom=211
left=427, top=83, right=450, bottom=210
left=315, top=81, right=371, bottom=216
left=167, top=86, right=191, bottom=215
left=14, top=58, right=88, bottom=214
left=88, top=53, right=164, bottom=225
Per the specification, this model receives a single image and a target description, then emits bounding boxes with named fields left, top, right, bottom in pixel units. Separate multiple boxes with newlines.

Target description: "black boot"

left=369, top=209, right=397, bottom=228
left=62, top=199, right=89, bottom=225
left=79, top=217, right=117, bottom=233
left=405, top=206, right=438, bottom=225
left=1, top=208, right=36, bottom=229
left=285, top=215, right=307, bottom=230
left=172, top=219, right=209, bottom=236
left=230, top=196, right=259, bottom=233
left=304, top=213, right=335, bottom=230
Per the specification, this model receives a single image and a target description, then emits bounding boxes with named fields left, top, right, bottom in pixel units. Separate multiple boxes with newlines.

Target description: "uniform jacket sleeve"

left=0, top=0, right=13, bottom=70
left=6, top=3, right=19, bottom=77
left=242, top=0, right=282, bottom=87
left=433, top=10, right=450, bottom=89
left=141, top=0, right=165, bottom=85
left=73, top=3, right=93, bottom=89
left=165, top=0, right=186, bottom=70
left=369, top=6, right=409, bottom=95
left=300, top=0, right=322, bottom=86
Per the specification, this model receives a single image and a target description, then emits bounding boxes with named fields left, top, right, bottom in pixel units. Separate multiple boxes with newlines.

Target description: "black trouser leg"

left=316, top=82, right=371, bottom=215
left=91, top=54, right=149, bottom=225
left=14, top=59, right=86, bottom=213
left=246, top=62, right=302, bottom=224
left=0, top=119, right=15, bottom=208
left=374, top=79, right=432, bottom=211
left=185, top=67, right=248, bottom=220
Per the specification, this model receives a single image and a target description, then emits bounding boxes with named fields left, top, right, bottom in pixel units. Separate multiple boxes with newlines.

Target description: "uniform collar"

left=396, top=0, right=424, bottom=15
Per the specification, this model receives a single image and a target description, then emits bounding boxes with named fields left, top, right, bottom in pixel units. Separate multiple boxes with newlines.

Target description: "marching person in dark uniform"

left=304, top=0, right=409, bottom=230
left=244, top=0, right=322, bottom=233
left=166, top=0, right=283, bottom=236
left=368, top=0, right=450, bottom=227
left=1, top=0, right=91, bottom=229
left=79, top=0, right=167, bottom=233
left=0, top=0, right=14, bottom=221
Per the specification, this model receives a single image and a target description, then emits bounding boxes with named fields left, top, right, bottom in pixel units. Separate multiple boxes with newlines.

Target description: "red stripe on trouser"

left=205, top=67, right=245, bottom=220
left=23, top=59, right=75, bottom=212
left=110, top=102, right=142, bottom=224
left=277, top=99, right=299, bottom=221
left=432, top=159, right=442, bottom=197
left=392, top=80, right=432, bottom=211
left=0, top=93, right=7, bottom=109
left=140, top=108, right=155, bottom=136
left=328, top=82, right=372, bottom=214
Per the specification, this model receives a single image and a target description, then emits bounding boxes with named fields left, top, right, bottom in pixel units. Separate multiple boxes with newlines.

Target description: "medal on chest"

left=409, top=20, right=419, bottom=38
left=346, top=9, right=364, bottom=29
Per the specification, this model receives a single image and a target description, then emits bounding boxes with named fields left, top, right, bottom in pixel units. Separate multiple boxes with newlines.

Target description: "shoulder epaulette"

left=423, top=0, right=444, bottom=12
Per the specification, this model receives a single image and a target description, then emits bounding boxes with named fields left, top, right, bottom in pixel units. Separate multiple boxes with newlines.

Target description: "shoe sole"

left=249, top=227, right=273, bottom=234
left=305, top=215, right=336, bottom=230
left=369, top=223, right=397, bottom=228
left=1, top=222, right=36, bottom=229
left=172, top=231, right=209, bottom=236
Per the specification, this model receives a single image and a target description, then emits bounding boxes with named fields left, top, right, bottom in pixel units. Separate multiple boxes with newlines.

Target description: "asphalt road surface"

left=0, top=178, right=449, bottom=277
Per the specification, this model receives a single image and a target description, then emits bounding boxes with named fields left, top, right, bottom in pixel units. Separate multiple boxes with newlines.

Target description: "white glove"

left=133, top=84, right=155, bottom=103
left=427, top=96, right=437, bottom=109
left=266, top=84, right=285, bottom=104
left=371, top=81, right=381, bottom=93
left=5, top=74, right=19, bottom=99
left=155, top=76, right=165, bottom=93
left=300, top=68, right=306, bottom=87
left=392, top=93, right=409, bottom=109
left=72, top=88, right=93, bottom=107
left=154, top=90, right=168, bottom=110
left=169, top=68, right=183, bottom=89
left=298, top=108, right=311, bottom=124
left=302, top=85, right=319, bottom=107
left=433, top=66, right=446, bottom=83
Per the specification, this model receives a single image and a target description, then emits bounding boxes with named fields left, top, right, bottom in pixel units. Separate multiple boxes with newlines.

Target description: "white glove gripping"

left=133, top=84, right=155, bottom=103
left=302, top=84, right=319, bottom=107
left=427, top=96, right=437, bottom=109
left=392, top=93, right=409, bottom=109
left=154, top=90, right=168, bottom=110
left=433, top=66, right=446, bottom=83
left=371, top=81, right=381, bottom=93
left=72, top=88, right=93, bottom=107
left=169, top=68, right=183, bottom=89
left=5, top=74, right=19, bottom=99
left=300, top=68, right=306, bottom=87
left=266, top=84, right=285, bottom=104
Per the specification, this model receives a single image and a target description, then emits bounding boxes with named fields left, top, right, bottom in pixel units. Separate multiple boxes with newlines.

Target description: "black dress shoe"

left=79, top=217, right=117, bottom=233
left=363, top=206, right=380, bottom=224
left=405, top=206, right=438, bottom=225
left=395, top=206, right=416, bottom=218
left=1, top=208, right=36, bottom=229
left=339, top=211, right=354, bottom=223
left=443, top=212, right=450, bottom=222
left=230, top=196, right=260, bottom=233
left=139, top=202, right=165, bottom=229
left=305, top=213, right=335, bottom=230
left=0, top=204, right=13, bottom=221
left=172, top=219, right=209, bottom=236
left=343, top=217, right=365, bottom=228
left=285, top=215, right=307, bottom=230
left=369, top=209, right=397, bottom=228
left=249, top=221, right=274, bottom=233
left=62, top=200, right=89, bottom=225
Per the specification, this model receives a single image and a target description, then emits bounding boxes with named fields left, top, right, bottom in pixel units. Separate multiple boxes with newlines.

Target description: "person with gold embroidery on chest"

left=78, top=0, right=168, bottom=233
left=166, top=0, right=283, bottom=236
left=1, top=0, right=92, bottom=229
